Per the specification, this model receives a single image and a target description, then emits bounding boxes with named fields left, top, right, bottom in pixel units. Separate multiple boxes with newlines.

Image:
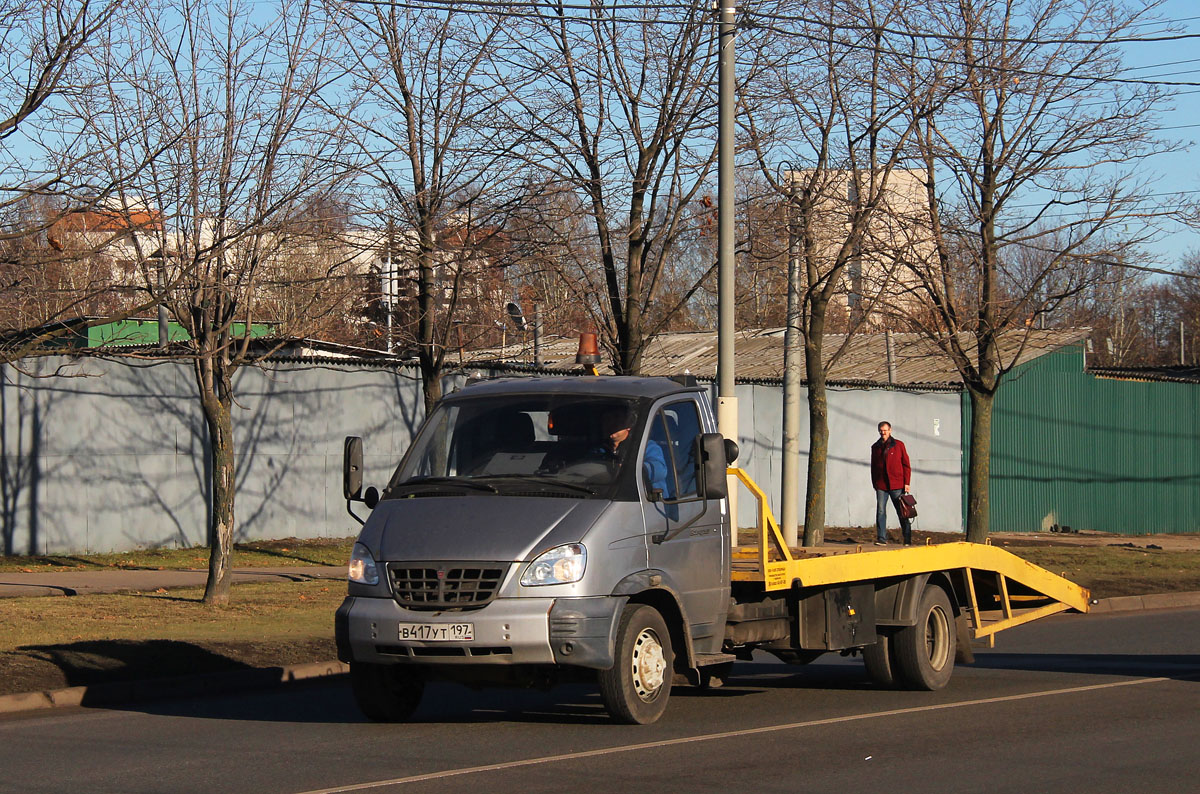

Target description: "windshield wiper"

left=395, top=477, right=499, bottom=493
left=479, top=475, right=596, bottom=496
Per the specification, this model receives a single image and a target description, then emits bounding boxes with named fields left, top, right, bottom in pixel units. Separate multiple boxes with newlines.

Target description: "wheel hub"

left=924, top=605, right=950, bottom=671
left=631, top=628, right=666, bottom=701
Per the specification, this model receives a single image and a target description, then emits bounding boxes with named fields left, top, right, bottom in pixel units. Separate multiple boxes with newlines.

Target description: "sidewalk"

left=0, top=566, right=346, bottom=598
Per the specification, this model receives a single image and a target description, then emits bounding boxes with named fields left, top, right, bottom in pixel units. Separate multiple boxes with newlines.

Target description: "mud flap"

left=954, top=612, right=975, bottom=664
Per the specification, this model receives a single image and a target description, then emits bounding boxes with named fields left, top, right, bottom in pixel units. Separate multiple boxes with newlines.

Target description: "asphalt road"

left=2, top=608, right=1197, bottom=794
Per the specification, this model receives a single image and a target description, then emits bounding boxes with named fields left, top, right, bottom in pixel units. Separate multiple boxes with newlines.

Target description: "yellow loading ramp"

left=727, top=468, right=1092, bottom=646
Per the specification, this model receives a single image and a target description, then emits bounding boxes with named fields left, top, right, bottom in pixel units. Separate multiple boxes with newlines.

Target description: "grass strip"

left=1, top=580, right=344, bottom=651
left=1012, top=546, right=1200, bottom=598
left=0, top=537, right=356, bottom=573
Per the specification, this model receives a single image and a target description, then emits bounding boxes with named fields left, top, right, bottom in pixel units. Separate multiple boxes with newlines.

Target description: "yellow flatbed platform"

left=728, top=468, right=1092, bottom=644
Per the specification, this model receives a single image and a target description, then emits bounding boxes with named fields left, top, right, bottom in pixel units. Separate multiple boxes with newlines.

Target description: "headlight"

left=348, top=542, right=380, bottom=585
left=521, top=543, right=586, bottom=586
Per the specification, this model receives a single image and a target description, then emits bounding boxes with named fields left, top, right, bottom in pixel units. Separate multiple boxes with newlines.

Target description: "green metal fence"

left=964, top=344, right=1200, bottom=535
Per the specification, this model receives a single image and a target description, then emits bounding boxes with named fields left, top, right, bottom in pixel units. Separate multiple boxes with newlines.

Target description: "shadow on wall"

left=2, top=366, right=46, bottom=556
left=98, top=361, right=210, bottom=551
left=2, top=357, right=429, bottom=555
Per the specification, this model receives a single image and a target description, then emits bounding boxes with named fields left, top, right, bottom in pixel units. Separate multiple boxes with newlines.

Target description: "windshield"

left=385, top=394, right=642, bottom=498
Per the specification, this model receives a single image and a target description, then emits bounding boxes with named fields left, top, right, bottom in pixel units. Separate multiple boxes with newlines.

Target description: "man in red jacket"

left=870, top=421, right=911, bottom=545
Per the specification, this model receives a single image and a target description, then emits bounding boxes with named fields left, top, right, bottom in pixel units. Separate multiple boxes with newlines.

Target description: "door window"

left=645, top=400, right=702, bottom=500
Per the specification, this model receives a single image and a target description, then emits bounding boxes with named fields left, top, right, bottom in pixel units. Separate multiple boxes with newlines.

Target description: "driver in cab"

left=598, top=407, right=669, bottom=496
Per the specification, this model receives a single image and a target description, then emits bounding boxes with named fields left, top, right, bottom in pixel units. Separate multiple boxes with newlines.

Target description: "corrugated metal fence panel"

left=973, top=344, right=1200, bottom=535
left=1, top=356, right=428, bottom=555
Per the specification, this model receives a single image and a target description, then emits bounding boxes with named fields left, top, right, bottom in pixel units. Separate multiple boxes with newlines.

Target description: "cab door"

left=639, top=398, right=729, bottom=654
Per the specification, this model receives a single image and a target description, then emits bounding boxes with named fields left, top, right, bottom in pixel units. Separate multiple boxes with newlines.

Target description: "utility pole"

left=780, top=173, right=801, bottom=547
left=157, top=264, right=169, bottom=349
left=385, top=218, right=394, bottom=354
left=717, top=0, right=739, bottom=546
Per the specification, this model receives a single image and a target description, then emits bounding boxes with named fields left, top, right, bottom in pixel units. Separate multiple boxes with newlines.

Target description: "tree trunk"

left=201, top=383, right=236, bottom=606
left=802, top=335, right=828, bottom=547
left=420, top=358, right=442, bottom=414
left=965, top=387, right=994, bottom=543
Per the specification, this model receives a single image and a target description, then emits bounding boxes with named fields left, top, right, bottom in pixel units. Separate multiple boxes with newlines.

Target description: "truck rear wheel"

left=350, top=662, right=425, bottom=722
left=598, top=604, right=673, bottom=724
left=893, top=585, right=955, bottom=690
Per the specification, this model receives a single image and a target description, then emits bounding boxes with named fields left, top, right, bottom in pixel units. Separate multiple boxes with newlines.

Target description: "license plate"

left=397, top=622, right=474, bottom=642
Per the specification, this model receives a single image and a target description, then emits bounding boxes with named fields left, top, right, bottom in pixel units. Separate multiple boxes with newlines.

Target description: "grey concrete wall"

left=724, top=383, right=963, bottom=534
left=1, top=356, right=430, bottom=555
left=2, top=357, right=963, bottom=556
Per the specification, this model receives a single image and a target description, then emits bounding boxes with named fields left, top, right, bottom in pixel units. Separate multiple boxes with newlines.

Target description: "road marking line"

left=295, top=675, right=1174, bottom=793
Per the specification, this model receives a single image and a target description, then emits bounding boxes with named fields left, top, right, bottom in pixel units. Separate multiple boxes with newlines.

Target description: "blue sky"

left=1123, top=0, right=1200, bottom=269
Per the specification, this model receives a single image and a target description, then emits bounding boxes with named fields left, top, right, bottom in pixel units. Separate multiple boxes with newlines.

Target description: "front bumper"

left=336, top=595, right=626, bottom=669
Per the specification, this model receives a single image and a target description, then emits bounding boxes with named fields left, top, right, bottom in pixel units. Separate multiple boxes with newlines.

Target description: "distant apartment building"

left=37, top=197, right=513, bottom=349
left=46, top=199, right=168, bottom=276
left=785, top=168, right=935, bottom=326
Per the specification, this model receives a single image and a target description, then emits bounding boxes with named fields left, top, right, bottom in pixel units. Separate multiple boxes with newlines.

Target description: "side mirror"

left=343, top=436, right=364, bottom=500
left=698, top=433, right=729, bottom=501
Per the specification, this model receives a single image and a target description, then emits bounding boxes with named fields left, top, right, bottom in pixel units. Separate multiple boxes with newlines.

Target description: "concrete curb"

left=3, top=592, right=1199, bottom=718
left=1087, top=590, right=1200, bottom=614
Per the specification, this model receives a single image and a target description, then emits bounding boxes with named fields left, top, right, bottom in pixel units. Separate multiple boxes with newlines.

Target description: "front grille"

left=375, top=645, right=512, bottom=658
left=387, top=562, right=508, bottom=611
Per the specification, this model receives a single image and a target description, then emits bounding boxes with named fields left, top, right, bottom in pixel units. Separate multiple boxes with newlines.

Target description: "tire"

left=893, top=585, right=956, bottom=690
left=350, top=662, right=425, bottom=722
left=598, top=604, right=674, bottom=724
left=862, top=631, right=901, bottom=688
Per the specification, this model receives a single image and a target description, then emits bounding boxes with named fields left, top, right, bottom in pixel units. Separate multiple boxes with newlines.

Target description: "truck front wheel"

left=598, top=604, right=674, bottom=724
left=893, top=585, right=955, bottom=690
left=350, top=662, right=425, bottom=722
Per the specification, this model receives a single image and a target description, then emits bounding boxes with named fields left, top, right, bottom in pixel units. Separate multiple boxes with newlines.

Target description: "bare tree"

left=79, top=0, right=353, bottom=603
left=1165, top=254, right=1200, bottom=366
left=0, top=0, right=167, bottom=361
left=504, top=181, right=603, bottom=341
left=899, top=0, right=1175, bottom=541
left=741, top=0, right=936, bottom=545
left=504, top=1, right=720, bottom=374
left=332, top=2, right=522, bottom=411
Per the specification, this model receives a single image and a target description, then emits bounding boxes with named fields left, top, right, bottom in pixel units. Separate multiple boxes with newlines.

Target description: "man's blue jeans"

left=876, top=488, right=912, bottom=543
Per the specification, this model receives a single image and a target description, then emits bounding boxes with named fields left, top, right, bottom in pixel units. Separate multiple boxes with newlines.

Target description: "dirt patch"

left=988, top=531, right=1200, bottom=552
left=0, top=637, right=337, bottom=697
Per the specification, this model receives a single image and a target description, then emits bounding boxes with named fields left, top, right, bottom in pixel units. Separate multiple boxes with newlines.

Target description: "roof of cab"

left=449, top=375, right=704, bottom=401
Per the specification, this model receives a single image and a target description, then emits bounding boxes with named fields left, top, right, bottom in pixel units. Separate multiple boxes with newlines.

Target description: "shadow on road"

left=966, top=652, right=1200, bottom=680
left=65, top=651, right=1200, bottom=726
left=108, top=679, right=621, bottom=725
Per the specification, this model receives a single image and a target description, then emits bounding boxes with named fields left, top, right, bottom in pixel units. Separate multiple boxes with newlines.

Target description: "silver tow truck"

left=336, top=374, right=1091, bottom=724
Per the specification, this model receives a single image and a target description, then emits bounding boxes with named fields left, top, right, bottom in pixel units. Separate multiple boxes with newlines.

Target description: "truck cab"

left=336, top=376, right=736, bottom=724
